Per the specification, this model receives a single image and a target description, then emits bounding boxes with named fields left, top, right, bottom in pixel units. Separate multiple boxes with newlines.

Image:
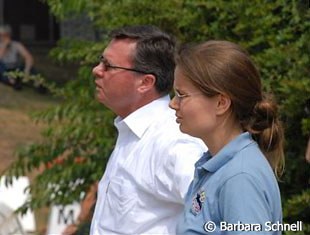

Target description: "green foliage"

left=283, top=189, right=310, bottom=235
left=2, top=0, right=309, bottom=229
left=41, top=0, right=88, bottom=19
left=283, top=189, right=310, bottom=223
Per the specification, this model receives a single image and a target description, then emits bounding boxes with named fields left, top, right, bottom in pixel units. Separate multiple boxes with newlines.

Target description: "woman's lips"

left=175, top=115, right=182, bottom=123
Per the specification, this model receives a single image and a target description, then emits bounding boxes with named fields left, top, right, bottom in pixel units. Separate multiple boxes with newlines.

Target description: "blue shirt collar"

left=201, top=132, right=254, bottom=172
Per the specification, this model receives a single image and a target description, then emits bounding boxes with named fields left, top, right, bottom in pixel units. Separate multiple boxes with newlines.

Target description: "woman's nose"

left=169, top=96, right=179, bottom=110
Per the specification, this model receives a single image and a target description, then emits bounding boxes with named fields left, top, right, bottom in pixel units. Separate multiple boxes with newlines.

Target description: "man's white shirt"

left=90, top=95, right=207, bottom=235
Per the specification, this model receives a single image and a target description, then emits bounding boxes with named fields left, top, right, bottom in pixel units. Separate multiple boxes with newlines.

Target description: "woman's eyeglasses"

left=173, top=89, right=204, bottom=101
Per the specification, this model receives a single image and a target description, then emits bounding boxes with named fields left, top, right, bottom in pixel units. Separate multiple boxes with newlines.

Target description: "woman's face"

left=169, top=66, right=220, bottom=139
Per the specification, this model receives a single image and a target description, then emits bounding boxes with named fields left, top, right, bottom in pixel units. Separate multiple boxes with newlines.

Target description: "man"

left=90, top=25, right=206, bottom=235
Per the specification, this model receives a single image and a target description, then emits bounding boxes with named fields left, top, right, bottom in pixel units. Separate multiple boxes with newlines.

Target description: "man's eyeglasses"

left=99, top=55, right=156, bottom=76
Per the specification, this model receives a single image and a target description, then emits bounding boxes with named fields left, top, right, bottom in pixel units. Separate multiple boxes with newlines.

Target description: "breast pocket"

left=100, top=177, right=139, bottom=234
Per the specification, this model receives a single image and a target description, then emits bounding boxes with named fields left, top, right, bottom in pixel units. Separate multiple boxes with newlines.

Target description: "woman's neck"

left=202, top=118, right=243, bottom=156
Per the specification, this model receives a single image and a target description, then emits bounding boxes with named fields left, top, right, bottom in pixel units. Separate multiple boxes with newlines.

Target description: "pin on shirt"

left=191, top=189, right=206, bottom=215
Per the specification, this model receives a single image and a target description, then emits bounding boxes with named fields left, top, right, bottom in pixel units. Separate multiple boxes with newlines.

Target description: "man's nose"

left=92, top=64, right=103, bottom=78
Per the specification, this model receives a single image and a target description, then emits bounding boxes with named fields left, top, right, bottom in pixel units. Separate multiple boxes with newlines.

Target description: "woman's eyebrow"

left=174, top=88, right=188, bottom=94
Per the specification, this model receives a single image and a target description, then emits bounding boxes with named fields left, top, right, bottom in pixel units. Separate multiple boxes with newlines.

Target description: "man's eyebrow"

left=102, top=54, right=116, bottom=65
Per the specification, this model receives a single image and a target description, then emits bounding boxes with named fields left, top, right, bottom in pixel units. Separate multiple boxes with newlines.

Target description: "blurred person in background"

left=61, top=182, right=98, bottom=235
left=0, top=24, right=34, bottom=90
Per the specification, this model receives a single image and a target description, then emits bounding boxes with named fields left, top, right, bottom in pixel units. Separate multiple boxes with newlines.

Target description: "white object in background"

left=46, top=203, right=81, bottom=235
left=0, top=202, right=25, bottom=235
left=0, top=176, right=36, bottom=233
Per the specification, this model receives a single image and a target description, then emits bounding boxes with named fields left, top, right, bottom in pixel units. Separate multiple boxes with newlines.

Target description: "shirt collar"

left=202, top=132, right=254, bottom=172
left=114, top=95, right=171, bottom=138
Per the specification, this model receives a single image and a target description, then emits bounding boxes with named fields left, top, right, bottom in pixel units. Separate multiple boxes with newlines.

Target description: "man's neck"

left=118, top=93, right=165, bottom=119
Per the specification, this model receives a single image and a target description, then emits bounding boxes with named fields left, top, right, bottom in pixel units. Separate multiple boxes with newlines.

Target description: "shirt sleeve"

left=218, top=173, right=275, bottom=234
left=154, top=138, right=205, bottom=204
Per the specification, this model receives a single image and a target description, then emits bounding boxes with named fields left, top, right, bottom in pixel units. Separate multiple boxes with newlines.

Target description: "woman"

left=169, top=41, right=284, bottom=234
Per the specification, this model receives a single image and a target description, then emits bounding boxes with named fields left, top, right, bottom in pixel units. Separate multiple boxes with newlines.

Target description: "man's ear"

left=137, top=74, right=156, bottom=93
left=216, top=94, right=232, bottom=115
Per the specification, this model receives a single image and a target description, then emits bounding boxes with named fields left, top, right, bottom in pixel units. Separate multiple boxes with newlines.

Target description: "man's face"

left=93, top=39, right=142, bottom=117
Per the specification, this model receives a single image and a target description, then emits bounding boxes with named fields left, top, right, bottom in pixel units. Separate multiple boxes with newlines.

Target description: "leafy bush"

left=283, top=189, right=310, bottom=235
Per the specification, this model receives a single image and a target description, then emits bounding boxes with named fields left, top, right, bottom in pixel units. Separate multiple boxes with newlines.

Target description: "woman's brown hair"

left=176, top=40, right=284, bottom=177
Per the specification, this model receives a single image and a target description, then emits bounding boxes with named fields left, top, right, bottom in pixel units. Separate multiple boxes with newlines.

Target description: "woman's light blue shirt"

left=176, top=132, right=282, bottom=234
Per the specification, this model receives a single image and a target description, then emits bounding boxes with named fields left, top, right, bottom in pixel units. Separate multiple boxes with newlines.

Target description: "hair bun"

left=246, top=95, right=284, bottom=177
left=250, top=97, right=278, bottom=133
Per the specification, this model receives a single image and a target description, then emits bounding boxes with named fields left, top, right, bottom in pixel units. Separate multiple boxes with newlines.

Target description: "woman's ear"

left=137, top=74, right=156, bottom=93
left=216, top=94, right=232, bottom=115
